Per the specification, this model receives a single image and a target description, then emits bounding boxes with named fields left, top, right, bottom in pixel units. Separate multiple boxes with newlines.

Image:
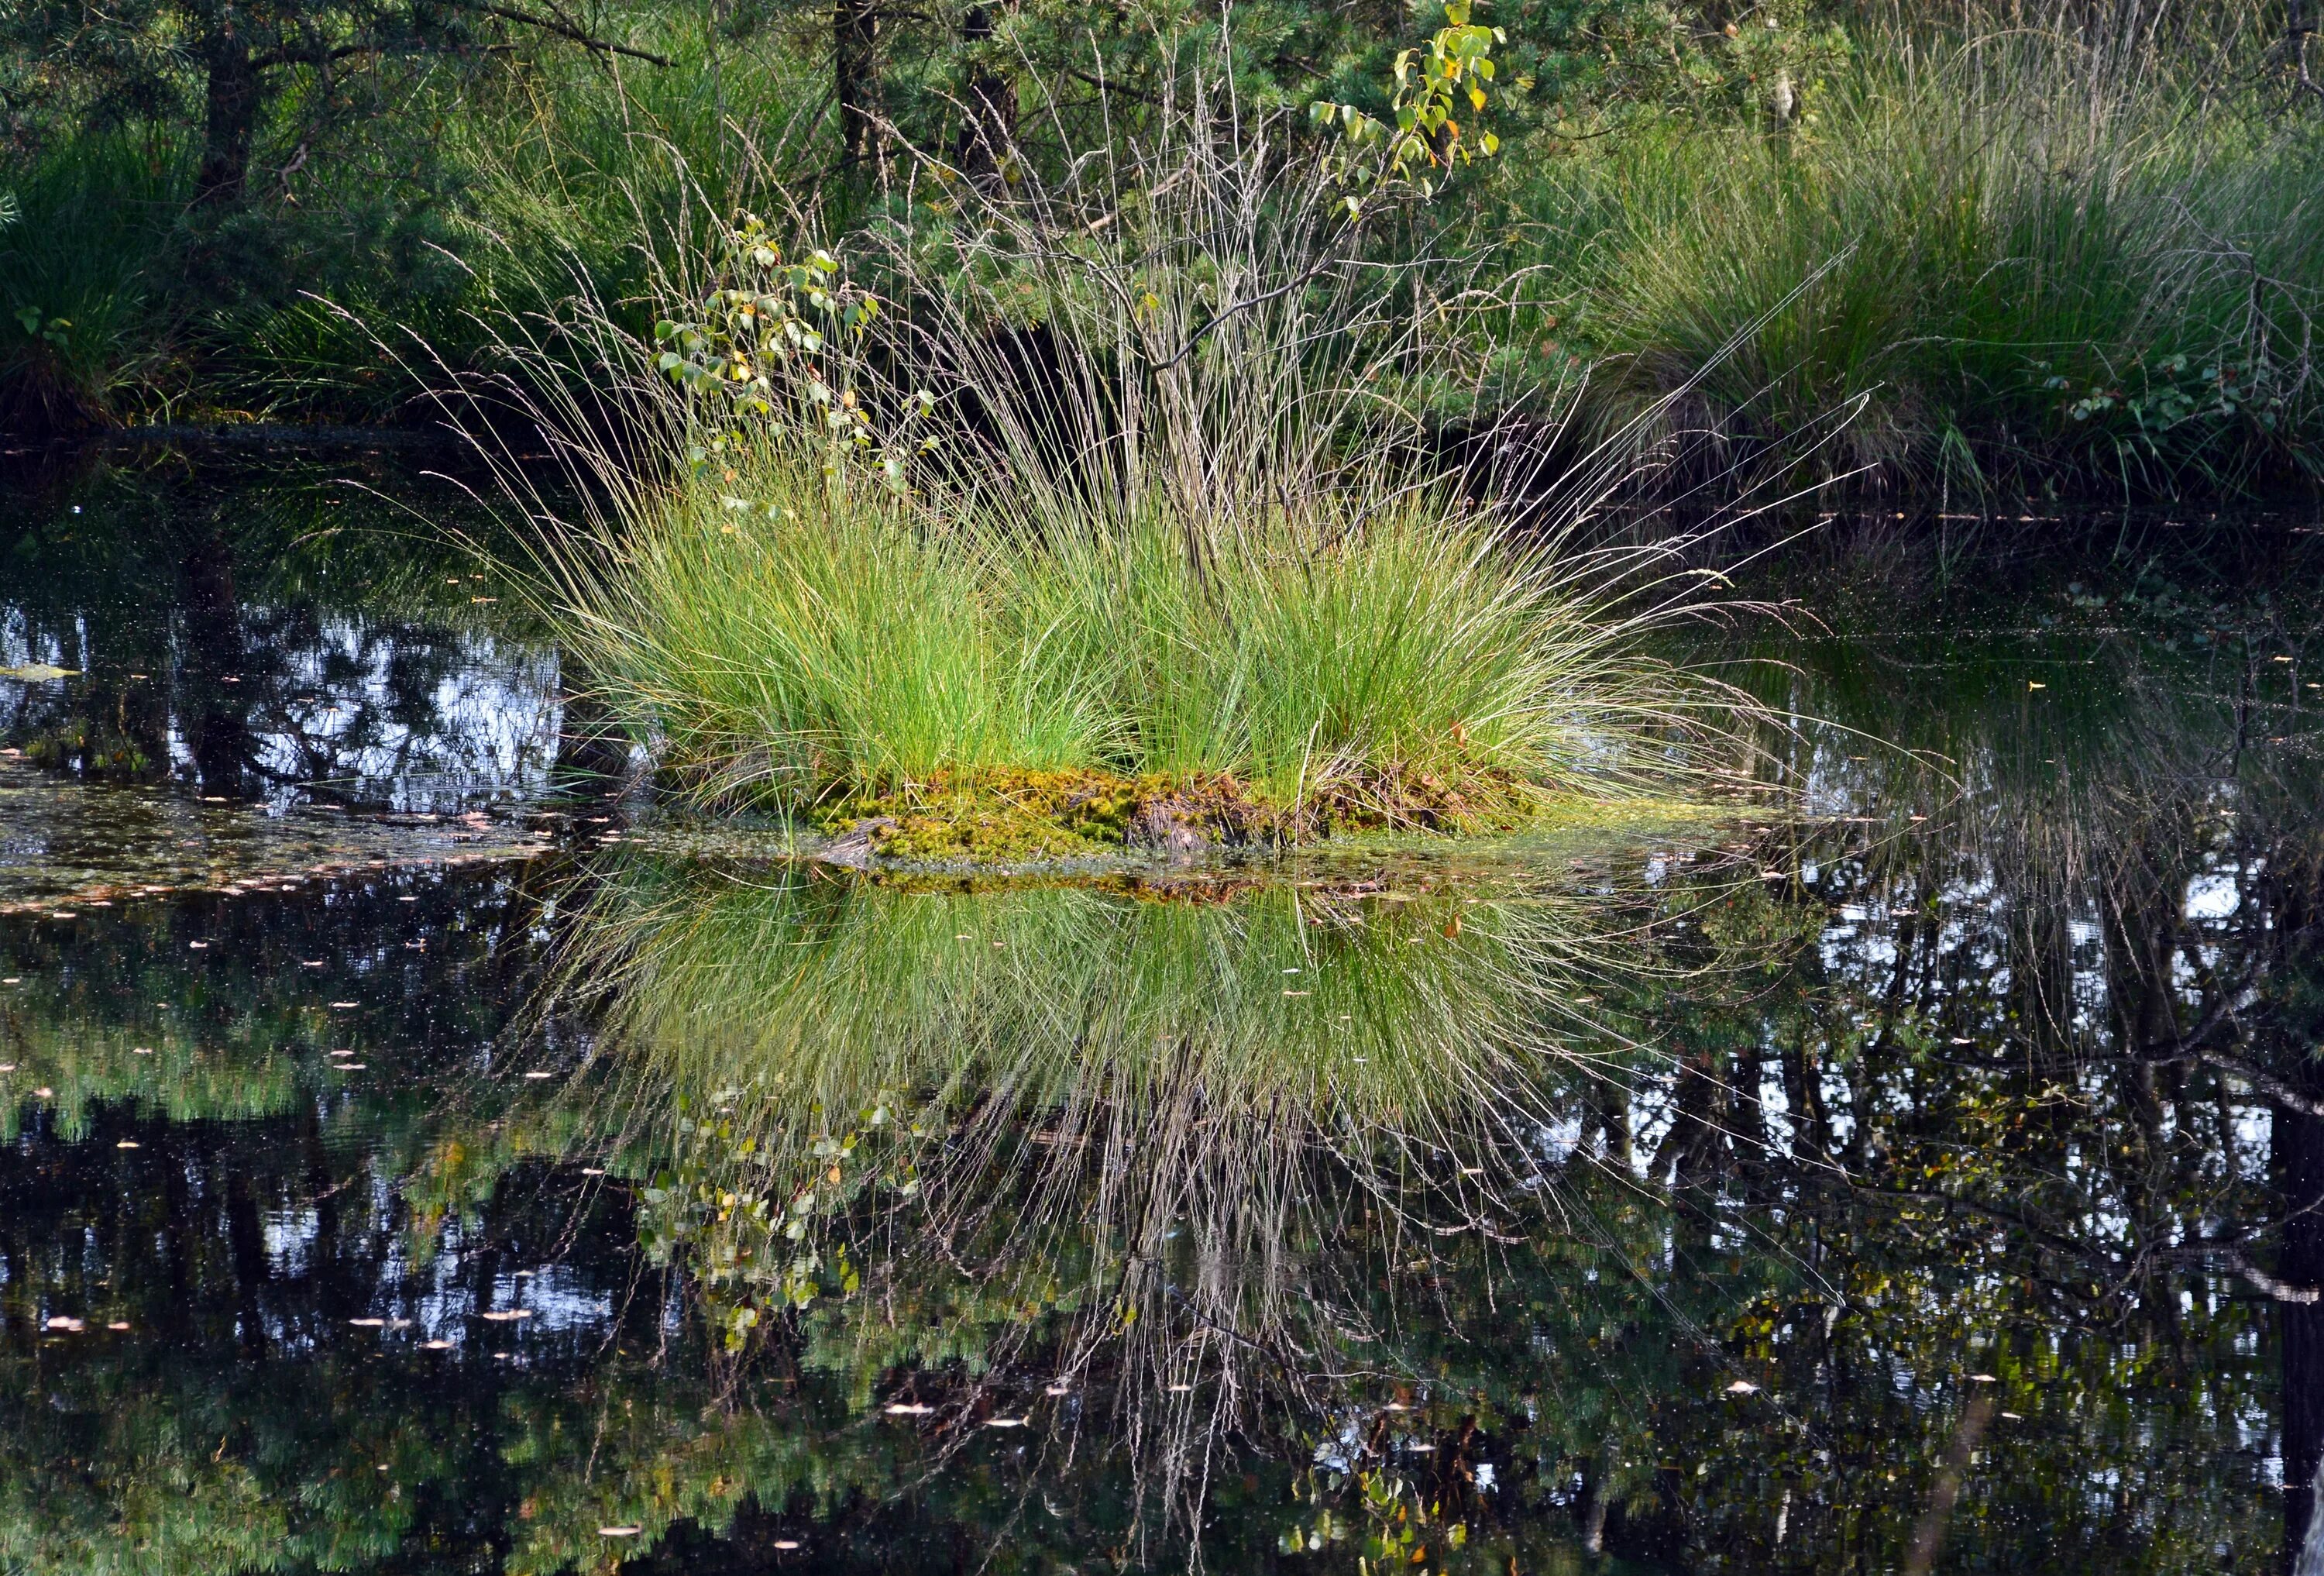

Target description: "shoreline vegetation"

left=3, top=3, right=2320, bottom=506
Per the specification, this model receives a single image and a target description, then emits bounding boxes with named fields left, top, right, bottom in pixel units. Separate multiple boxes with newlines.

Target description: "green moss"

left=813, top=769, right=1158, bottom=862
left=20, top=724, right=154, bottom=778
left=813, top=768, right=1318, bottom=860
left=803, top=763, right=1714, bottom=865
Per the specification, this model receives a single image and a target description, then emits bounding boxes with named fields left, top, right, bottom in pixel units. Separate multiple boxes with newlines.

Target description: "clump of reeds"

left=442, top=49, right=1755, bottom=843
left=1551, top=7, right=2322, bottom=494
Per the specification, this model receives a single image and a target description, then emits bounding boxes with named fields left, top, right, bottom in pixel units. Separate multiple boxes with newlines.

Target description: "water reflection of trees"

left=0, top=580, right=2317, bottom=1570
left=562, top=807, right=2301, bottom=1571
left=0, top=454, right=562, bottom=809
left=1721, top=591, right=2321, bottom=1569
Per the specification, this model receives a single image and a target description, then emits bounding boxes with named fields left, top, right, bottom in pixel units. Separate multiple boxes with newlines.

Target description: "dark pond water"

left=1, top=453, right=2320, bottom=1574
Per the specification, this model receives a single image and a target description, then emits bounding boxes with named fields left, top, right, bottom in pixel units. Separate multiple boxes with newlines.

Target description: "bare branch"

left=454, top=2, right=672, bottom=67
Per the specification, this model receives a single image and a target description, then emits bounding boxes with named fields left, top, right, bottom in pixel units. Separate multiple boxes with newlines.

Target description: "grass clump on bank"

left=472, top=71, right=1742, bottom=855
left=1540, top=18, right=2324, bottom=494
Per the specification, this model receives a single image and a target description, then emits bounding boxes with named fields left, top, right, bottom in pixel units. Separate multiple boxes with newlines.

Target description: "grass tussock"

left=459, top=69, right=1748, bottom=850
left=1546, top=19, right=2324, bottom=493
left=562, top=463, right=1696, bottom=845
left=0, top=141, right=182, bottom=432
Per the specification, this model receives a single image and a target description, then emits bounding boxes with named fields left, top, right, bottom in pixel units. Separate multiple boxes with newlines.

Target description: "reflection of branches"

left=2215, top=1246, right=2323, bottom=1304
left=1844, top=1167, right=2324, bottom=1313
left=2176, top=1044, right=2324, bottom=1119
left=1844, top=1182, right=2125, bottom=1285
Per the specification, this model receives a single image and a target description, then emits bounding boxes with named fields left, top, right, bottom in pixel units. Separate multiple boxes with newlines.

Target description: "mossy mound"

left=811, top=769, right=1263, bottom=862
left=809, top=764, right=1543, bottom=865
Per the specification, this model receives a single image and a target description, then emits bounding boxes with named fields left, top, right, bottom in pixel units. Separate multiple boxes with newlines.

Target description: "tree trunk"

left=2280, top=1090, right=2324, bottom=1574
left=836, top=0, right=881, bottom=171
left=955, top=4, right=1015, bottom=187
left=2273, top=853, right=2324, bottom=1572
left=195, top=21, right=263, bottom=207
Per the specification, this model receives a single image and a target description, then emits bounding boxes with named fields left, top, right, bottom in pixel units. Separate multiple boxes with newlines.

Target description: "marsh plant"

left=438, top=35, right=1765, bottom=855
left=1556, top=11, right=2324, bottom=494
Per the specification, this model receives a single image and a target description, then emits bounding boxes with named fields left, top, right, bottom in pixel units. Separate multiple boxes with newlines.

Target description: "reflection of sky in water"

left=2184, top=869, right=2243, bottom=920
left=3, top=604, right=564, bottom=815
left=0, top=607, right=81, bottom=672
left=392, top=1223, right=617, bottom=1349
left=264, top=1209, right=320, bottom=1281
left=227, top=616, right=562, bottom=814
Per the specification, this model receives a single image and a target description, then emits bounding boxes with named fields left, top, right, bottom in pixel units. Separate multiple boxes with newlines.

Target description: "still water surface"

left=0, top=456, right=2319, bottom=1574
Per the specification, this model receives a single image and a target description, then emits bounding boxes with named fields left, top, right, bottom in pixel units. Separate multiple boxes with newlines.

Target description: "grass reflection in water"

left=556, top=855, right=1691, bottom=1557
